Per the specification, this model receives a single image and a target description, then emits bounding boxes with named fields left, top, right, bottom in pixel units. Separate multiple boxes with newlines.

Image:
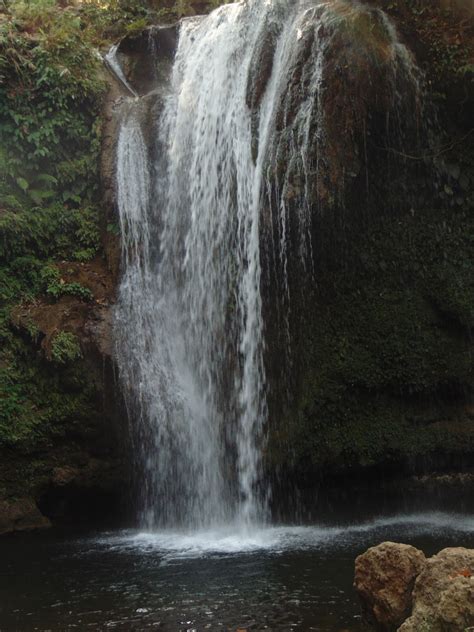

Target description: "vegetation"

left=0, top=0, right=236, bottom=510
left=0, top=0, right=108, bottom=449
left=0, top=0, right=232, bottom=451
left=51, top=331, right=82, bottom=364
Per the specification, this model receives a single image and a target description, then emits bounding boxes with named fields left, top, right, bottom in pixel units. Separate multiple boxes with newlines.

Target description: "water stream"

left=105, top=44, right=139, bottom=97
left=113, top=0, right=424, bottom=531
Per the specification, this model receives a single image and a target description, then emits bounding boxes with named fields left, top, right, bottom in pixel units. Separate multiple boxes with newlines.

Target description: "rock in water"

left=354, top=541, right=426, bottom=631
left=399, top=547, right=474, bottom=632
left=0, top=498, right=51, bottom=536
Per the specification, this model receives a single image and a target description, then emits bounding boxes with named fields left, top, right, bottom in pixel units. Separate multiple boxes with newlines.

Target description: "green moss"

left=269, top=204, right=474, bottom=473
left=0, top=339, right=97, bottom=448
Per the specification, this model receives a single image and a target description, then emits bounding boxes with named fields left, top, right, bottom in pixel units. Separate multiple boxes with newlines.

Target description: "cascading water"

left=113, top=0, right=424, bottom=531
left=105, top=44, right=139, bottom=97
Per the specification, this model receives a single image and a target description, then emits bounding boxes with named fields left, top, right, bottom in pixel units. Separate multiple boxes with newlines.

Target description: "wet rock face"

left=399, top=547, right=474, bottom=632
left=265, top=2, right=421, bottom=213
left=355, top=544, right=474, bottom=632
left=259, top=1, right=430, bottom=454
left=112, top=25, right=179, bottom=97
left=354, top=542, right=426, bottom=631
left=102, top=23, right=180, bottom=257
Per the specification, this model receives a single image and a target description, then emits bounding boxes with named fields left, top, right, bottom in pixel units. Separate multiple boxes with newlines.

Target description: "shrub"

left=51, top=331, right=82, bottom=364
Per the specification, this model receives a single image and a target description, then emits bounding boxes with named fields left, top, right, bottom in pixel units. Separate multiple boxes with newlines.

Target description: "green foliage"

left=0, top=2, right=105, bottom=208
left=0, top=338, right=97, bottom=447
left=0, top=204, right=100, bottom=263
left=0, top=0, right=232, bottom=474
left=79, top=0, right=184, bottom=41
left=41, top=265, right=93, bottom=301
left=0, top=0, right=107, bottom=452
left=0, top=363, right=39, bottom=446
left=50, top=331, right=82, bottom=364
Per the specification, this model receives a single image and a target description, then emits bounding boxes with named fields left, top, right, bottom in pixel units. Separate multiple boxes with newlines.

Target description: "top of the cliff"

left=367, top=2, right=473, bottom=85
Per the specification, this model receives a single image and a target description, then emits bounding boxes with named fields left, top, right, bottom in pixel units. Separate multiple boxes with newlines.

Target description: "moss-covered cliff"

left=269, top=202, right=473, bottom=474
left=0, top=0, right=128, bottom=533
left=266, top=0, right=474, bottom=480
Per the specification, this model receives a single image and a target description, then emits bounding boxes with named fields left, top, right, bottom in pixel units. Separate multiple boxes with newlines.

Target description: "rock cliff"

left=0, top=0, right=472, bottom=533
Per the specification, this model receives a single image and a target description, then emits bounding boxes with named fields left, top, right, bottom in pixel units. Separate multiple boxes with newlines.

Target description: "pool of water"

left=1, top=511, right=474, bottom=631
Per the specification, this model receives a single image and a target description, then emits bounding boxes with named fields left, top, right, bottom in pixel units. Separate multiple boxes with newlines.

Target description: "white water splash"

left=88, top=512, right=474, bottom=559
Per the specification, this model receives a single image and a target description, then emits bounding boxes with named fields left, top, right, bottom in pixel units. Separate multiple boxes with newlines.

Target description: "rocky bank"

left=355, top=541, right=474, bottom=631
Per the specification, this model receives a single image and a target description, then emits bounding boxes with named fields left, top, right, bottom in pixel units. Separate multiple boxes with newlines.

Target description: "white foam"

left=87, top=512, right=474, bottom=559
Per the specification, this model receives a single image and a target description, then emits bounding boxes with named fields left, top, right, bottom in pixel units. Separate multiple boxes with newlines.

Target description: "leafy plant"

left=41, top=265, right=93, bottom=301
left=50, top=331, right=82, bottom=364
left=0, top=0, right=108, bottom=454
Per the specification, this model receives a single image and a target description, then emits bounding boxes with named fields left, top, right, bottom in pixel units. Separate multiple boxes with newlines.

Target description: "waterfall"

left=114, top=0, right=423, bottom=530
left=105, top=44, right=139, bottom=98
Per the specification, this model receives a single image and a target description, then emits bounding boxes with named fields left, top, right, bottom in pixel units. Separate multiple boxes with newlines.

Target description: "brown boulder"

left=439, top=576, right=474, bottom=632
left=0, top=497, right=51, bottom=536
left=399, top=547, right=474, bottom=632
left=354, top=542, right=426, bottom=631
left=52, top=466, right=81, bottom=487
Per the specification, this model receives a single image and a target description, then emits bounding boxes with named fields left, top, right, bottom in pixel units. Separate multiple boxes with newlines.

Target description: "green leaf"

left=29, top=189, right=55, bottom=205
left=36, top=174, right=58, bottom=186
left=16, top=177, right=29, bottom=192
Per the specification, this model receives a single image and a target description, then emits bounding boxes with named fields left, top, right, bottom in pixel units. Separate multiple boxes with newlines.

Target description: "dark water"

left=1, top=512, right=474, bottom=631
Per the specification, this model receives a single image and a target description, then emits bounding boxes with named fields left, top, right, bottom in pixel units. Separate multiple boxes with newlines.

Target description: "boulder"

left=399, top=547, right=474, bottom=632
left=354, top=542, right=426, bottom=631
left=439, top=576, right=474, bottom=632
left=0, top=497, right=51, bottom=536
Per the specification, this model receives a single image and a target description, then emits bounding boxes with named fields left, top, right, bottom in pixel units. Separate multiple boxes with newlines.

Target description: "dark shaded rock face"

left=259, top=3, right=474, bottom=483
left=102, top=22, right=180, bottom=243
left=257, top=3, right=428, bottom=362
left=0, top=256, right=127, bottom=535
left=0, top=498, right=51, bottom=536
left=112, top=25, right=178, bottom=97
